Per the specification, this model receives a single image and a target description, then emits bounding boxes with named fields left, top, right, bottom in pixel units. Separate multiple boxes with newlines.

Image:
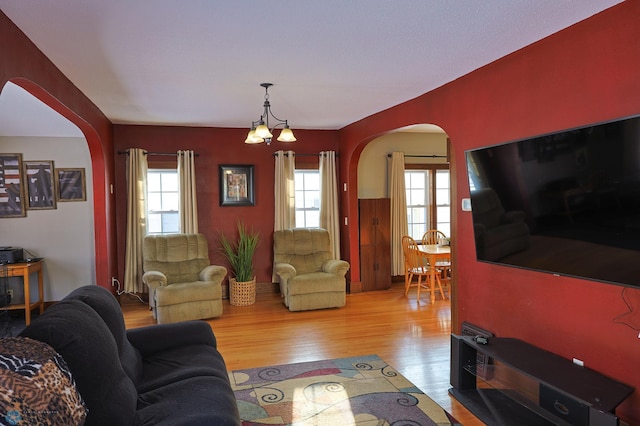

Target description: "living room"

left=2, top=2, right=640, bottom=424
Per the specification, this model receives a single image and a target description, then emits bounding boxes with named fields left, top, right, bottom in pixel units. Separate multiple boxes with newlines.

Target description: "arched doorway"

left=0, top=81, right=96, bottom=301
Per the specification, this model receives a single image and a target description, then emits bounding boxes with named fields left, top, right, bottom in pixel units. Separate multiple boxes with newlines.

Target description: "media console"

left=450, top=334, right=633, bottom=426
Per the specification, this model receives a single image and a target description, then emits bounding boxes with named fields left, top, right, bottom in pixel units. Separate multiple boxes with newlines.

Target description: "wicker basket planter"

left=229, top=277, right=256, bottom=306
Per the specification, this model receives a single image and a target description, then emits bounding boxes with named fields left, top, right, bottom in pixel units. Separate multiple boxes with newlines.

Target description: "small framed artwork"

left=219, top=164, right=255, bottom=206
left=55, top=168, right=86, bottom=202
left=24, top=160, right=56, bottom=210
left=0, top=153, right=27, bottom=218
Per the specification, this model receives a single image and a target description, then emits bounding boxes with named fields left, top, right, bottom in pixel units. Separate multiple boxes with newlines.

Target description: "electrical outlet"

left=111, top=277, right=118, bottom=287
left=6, top=289, right=13, bottom=299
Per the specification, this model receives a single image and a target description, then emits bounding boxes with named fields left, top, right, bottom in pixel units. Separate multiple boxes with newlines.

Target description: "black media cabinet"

left=450, top=334, right=633, bottom=426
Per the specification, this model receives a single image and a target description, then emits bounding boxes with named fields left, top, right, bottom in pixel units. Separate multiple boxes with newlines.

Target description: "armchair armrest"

left=142, top=270, right=167, bottom=290
left=274, top=262, right=297, bottom=280
left=200, top=265, right=227, bottom=283
left=323, top=259, right=350, bottom=277
left=127, top=320, right=217, bottom=356
left=473, top=223, right=487, bottom=238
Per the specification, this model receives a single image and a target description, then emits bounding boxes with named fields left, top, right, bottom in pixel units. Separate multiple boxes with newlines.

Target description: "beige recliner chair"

left=274, top=228, right=350, bottom=311
left=142, top=233, right=227, bottom=324
left=470, top=188, right=530, bottom=261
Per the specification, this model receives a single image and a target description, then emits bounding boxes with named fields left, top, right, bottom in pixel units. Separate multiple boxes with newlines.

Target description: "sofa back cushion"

left=19, top=300, right=137, bottom=426
left=64, top=285, right=143, bottom=385
left=274, top=228, right=332, bottom=275
left=143, top=233, right=210, bottom=283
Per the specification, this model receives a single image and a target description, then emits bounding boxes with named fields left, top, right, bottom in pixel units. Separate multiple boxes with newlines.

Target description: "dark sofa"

left=18, top=285, right=240, bottom=426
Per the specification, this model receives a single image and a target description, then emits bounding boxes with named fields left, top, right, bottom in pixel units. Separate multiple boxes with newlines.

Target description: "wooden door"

left=359, top=198, right=391, bottom=291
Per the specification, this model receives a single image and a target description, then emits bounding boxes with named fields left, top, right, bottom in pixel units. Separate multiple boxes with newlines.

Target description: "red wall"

left=113, top=125, right=340, bottom=283
left=4, top=2, right=640, bottom=421
left=340, top=2, right=640, bottom=421
left=1, top=11, right=116, bottom=288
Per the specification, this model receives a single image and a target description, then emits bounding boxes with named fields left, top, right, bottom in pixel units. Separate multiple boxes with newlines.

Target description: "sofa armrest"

left=127, top=320, right=217, bottom=356
left=274, top=262, right=297, bottom=280
left=142, top=270, right=168, bottom=289
left=323, top=259, right=350, bottom=277
left=200, top=265, right=227, bottom=283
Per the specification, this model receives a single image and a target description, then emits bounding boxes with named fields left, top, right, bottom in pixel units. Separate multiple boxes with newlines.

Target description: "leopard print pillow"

left=0, top=337, right=87, bottom=425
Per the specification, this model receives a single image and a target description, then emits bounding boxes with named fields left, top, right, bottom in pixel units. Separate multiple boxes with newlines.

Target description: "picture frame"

left=24, top=160, right=57, bottom=210
left=219, top=164, right=255, bottom=206
left=55, top=168, right=86, bottom=202
left=0, top=153, right=27, bottom=218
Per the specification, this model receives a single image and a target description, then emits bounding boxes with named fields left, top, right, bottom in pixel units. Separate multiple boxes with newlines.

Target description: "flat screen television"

left=465, top=115, right=640, bottom=288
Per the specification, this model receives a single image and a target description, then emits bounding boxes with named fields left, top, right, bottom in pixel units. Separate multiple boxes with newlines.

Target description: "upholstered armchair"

left=470, top=188, right=530, bottom=261
left=142, top=233, right=227, bottom=324
left=273, top=228, right=350, bottom=311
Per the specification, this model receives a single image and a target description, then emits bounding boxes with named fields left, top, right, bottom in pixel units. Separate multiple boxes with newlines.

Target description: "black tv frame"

left=465, top=114, right=640, bottom=288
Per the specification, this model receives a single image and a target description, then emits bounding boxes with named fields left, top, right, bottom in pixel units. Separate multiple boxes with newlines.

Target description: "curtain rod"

left=272, top=152, right=339, bottom=157
left=117, top=150, right=199, bottom=157
left=387, top=153, right=447, bottom=159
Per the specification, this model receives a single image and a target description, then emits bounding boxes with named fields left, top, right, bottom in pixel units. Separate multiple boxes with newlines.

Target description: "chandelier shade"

left=245, top=83, right=296, bottom=145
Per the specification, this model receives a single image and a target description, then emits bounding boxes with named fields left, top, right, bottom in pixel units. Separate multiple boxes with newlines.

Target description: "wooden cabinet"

left=359, top=198, right=391, bottom=291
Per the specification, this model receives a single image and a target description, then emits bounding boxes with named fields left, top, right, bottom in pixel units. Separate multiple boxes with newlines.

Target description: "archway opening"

left=0, top=81, right=96, bottom=301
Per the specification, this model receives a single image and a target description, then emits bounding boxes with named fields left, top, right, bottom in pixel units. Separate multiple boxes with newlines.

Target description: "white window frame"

left=146, top=168, right=180, bottom=235
left=405, top=166, right=450, bottom=240
left=294, top=169, right=320, bottom=228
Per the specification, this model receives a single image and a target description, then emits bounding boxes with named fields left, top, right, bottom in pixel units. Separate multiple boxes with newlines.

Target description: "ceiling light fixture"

left=245, top=83, right=296, bottom=145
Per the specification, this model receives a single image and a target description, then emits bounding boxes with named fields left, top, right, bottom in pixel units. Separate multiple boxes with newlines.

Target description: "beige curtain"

left=178, top=150, right=198, bottom=233
left=124, top=148, right=148, bottom=293
left=319, top=151, right=341, bottom=259
left=389, top=152, right=409, bottom=276
left=273, top=150, right=295, bottom=282
left=274, top=150, right=296, bottom=230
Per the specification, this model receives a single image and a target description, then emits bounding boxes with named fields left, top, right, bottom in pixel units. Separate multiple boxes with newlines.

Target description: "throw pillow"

left=0, top=337, right=87, bottom=425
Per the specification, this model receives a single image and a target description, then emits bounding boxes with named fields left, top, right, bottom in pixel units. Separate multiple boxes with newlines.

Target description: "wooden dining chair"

left=421, top=229, right=452, bottom=298
left=421, top=229, right=448, bottom=245
left=401, top=236, right=445, bottom=301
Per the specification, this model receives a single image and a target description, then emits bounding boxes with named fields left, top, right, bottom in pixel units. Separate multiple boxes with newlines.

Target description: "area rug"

left=229, top=354, right=460, bottom=425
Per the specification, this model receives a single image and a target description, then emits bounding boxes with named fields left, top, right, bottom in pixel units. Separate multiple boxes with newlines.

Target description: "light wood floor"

left=121, top=283, right=484, bottom=425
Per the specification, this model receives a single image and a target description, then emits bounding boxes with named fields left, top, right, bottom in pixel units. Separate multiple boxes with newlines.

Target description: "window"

left=405, top=167, right=450, bottom=240
left=294, top=170, right=320, bottom=228
left=147, top=169, right=180, bottom=234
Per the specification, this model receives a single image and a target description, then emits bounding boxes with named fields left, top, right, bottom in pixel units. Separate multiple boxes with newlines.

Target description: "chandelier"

left=245, top=83, right=296, bottom=145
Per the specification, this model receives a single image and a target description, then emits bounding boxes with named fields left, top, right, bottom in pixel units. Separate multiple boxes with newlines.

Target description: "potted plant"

left=218, top=221, right=259, bottom=306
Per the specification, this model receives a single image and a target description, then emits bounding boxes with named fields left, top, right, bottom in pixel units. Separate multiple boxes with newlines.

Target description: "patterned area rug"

left=229, top=354, right=460, bottom=425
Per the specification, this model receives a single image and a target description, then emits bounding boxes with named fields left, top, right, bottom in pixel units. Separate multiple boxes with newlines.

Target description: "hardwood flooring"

left=121, top=283, right=484, bottom=425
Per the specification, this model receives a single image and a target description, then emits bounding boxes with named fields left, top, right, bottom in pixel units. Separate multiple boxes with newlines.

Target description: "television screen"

left=466, top=115, right=640, bottom=288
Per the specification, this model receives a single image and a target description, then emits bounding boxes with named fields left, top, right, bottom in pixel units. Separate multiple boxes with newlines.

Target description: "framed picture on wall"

left=24, top=160, right=56, bottom=210
left=55, top=168, right=86, bottom=202
left=219, top=164, right=255, bottom=206
left=0, top=153, right=27, bottom=218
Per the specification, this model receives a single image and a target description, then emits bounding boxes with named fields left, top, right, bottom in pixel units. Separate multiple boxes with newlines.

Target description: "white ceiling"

left=0, top=1, right=622, bottom=137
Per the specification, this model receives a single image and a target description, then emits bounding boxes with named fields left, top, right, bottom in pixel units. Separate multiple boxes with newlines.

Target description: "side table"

left=5, top=260, right=44, bottom=325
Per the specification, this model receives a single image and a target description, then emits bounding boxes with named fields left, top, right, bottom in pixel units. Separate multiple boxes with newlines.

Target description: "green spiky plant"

left=218, top=221, right=260, bottom=282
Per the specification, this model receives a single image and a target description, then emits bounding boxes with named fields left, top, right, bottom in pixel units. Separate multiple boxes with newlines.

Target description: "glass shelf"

left=463, top=362, right=573, bottom=426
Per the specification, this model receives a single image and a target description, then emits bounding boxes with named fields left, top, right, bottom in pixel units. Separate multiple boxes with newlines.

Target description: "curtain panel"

left=389, top=152, right=409, bottom=276
left=124, top=148, right=148, bottom=294
left=177, top=150, right=198, bottom=234
left=319, top=151, right=341, bottom=259
left=274, top=150, right=296, bottom=231
left=273, top=150, right=296, bottom=282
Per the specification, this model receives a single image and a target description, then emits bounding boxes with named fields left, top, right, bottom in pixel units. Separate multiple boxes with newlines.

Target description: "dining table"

left=418, top=244, right=451, bottom=303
